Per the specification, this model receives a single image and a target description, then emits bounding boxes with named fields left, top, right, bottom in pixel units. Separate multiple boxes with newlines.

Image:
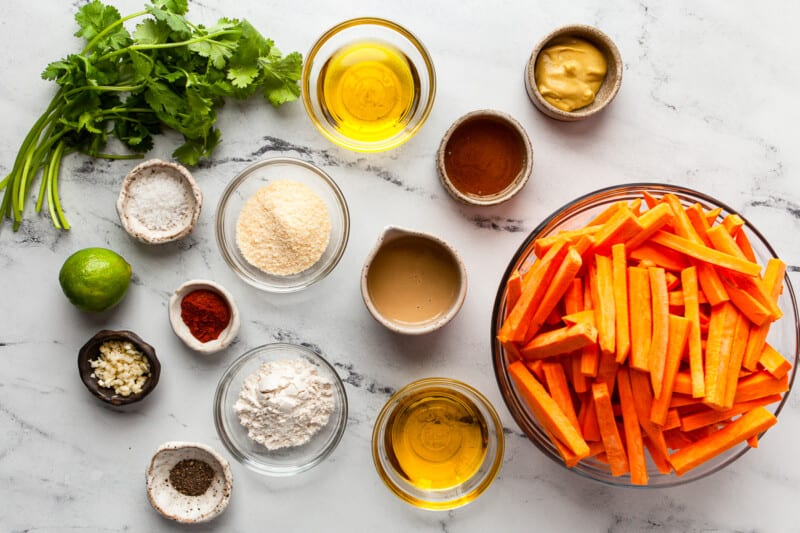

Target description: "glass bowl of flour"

left=214, top=343, right=348, bottom=476
left=216, top=157, right=350, bottom=293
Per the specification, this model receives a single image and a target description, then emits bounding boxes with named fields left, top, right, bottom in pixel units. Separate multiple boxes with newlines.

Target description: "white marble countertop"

left=2, top=1, right=799, bottom=531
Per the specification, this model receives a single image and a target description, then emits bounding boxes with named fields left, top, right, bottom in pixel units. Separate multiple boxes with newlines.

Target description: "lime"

left=59, top=247, right=132, bottom=312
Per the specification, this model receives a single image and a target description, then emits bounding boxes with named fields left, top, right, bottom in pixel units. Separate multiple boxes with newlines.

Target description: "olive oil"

left=384, top=387, right=489, bottom=490
left=318, top=40, right=420, bottom=142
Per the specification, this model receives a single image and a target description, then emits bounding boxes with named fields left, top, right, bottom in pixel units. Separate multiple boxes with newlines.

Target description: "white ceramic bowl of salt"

left=117, top=159, right=202, bottom=244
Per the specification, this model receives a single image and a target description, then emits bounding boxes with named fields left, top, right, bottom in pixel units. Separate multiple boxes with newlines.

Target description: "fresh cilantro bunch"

left=0, top=0, right=302, bottom=230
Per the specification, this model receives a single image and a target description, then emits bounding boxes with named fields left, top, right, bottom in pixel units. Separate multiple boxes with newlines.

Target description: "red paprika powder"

left=180, top=289, right=231, bottom=343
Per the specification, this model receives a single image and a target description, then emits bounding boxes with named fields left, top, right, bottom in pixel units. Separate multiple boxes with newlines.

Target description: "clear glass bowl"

left=302, top=17, right=436, bottom=152
left=215, top=157, right=349, bottom=293
left=491, top=183, right=799, bottom=487
left=213, top=343, right=348, bottom=476
left=372, top=378, right=504, bottom=510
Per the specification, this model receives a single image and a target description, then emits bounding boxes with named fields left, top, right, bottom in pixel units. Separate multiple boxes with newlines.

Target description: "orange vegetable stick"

left=704, top=302, right=739, bottom=410
left=543, top=362, right=580, bottom=431
left=665, top=271, right=680, bottom=291
left=680, top=267, right=705, bottom=398
left=625, top=202, right=674, bottom=250
left=650, top=230, right=761, bottom=276
left=563, top=309, right=596, bottom=326
left=520, top=322, right=598, bottom=360
left=533, top=226, right=601, bottom=258
left=650, top=315, right=690, bottom=425
left=579, top=394, right=601, bottom=442
left=612, top=244, right=631, bottom=364
left=743, top=258, right=787, bottom=370
left=734, top=229, right=757, bottom=263
left=617, top=367, right=649, bottom=485
left=630, top=242, right=691, bottom=271
left=722, top=213, right=744, bottom=235
left=508, top=361, right=591, bottom=458
left=673, top=371, right=693, bottom=396
left=506, top=270, right=523, bottom=312
left=592, top=382, right=630, bottom=476
left=644, top=436, right=672, bottom=474
left=664, top=409, right=682, bottom=431
left=747, top=434, right=759, bottom=448
left=648, top=267, right=669, bottom=397
left=679, top=395, right=783, bottom=432
left=695, top=261, right=730, bottom=306
left=526, top=360, right=546, bottom=383
left=628, top=267, right=652, bottom=372
left=669, top=394, right=703, bottom=409
left=724, top=284, right=773, bottom=327
left=593, top=206, right=644, bottom=253
left=733, top=371, right=789, bottom=403
left=571, top=353, right=588, bottom=393
left=592, top=255, right=616, bottom=358
left=580, top=276, right=600, bottom=377
left=629, top=369, right=669, bottom=456
left=722, top=312, right=751, bottom=410
left=642, top=191, right=660, bottom=209
left=564, top=278, right=583, bottom=315
left=498, top=241, right=569, bottom=343
left=668, top=407, right=777, bottom=476
left=590, top=200, right=629, bottom=226
left=523, top=248, right=583, bottom=342
left=705, top=206, right=723, bottom=225
left=759, top=343, right=792, bottom=379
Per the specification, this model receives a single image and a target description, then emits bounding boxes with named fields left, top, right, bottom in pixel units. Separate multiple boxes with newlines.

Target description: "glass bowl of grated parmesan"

left=215, top=157, right=350, bottom=293
left=213, top=343, right=348, bottom=476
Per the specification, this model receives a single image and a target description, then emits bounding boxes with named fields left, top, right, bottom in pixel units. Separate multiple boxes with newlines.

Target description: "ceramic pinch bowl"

left=146, top=441, right=233, bottom=524
left=525, top=24, right=622, bottom=121
left=361, top=226, right=467, bottom=335
left=169, top=280, right=241, bottom=354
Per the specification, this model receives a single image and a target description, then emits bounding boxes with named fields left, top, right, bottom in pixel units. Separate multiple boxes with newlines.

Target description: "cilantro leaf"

left=133, top=19, right=171, bottom=45
left=259, top=51, right=302, bottom=106
left=146, top=5, right=191, bottom=37
left=75, top=0, right=131, bottom=51
left=227, top=65, right=259, bottom=89
left=151, top=0, right=188, bottom=16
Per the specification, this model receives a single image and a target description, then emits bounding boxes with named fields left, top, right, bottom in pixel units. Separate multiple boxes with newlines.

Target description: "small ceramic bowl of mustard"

left=437, top=109, right=533, bottom=206
left=525, top=24, right=622, bottom=121
left=168, top=279, right=241, bottom=354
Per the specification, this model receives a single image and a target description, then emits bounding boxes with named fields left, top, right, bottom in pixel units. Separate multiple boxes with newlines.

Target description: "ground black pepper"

left=168, top=459, right=215, bottom=496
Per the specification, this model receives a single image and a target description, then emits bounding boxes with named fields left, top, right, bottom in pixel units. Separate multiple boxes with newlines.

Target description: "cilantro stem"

left=97, top=29, right=241, bottom=62
left=81, top=10, right=148, bottom=56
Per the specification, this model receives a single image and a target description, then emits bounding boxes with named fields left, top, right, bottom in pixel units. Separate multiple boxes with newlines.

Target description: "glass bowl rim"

left=214, top=156, right=351, bottom=294
left=213, top=342, right=349, bottom=476
left=490, top=182, right=800, bottom=488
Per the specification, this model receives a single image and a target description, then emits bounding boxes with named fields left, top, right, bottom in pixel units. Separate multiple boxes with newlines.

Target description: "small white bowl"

left=146, top=441, right=232, bottom=524
left=117, top=159, right=202, bottom=244
left=168, top=280, right=241, bottom=354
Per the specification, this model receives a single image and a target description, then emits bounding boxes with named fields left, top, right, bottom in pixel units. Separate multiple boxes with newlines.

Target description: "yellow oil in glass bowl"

left=318, top=40, right=420, bottom=143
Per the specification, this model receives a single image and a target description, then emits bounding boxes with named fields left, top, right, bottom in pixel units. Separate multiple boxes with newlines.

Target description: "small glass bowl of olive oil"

left=372, top=378, right=504, bottom=510
left=302, top=18, right=436, bottom=152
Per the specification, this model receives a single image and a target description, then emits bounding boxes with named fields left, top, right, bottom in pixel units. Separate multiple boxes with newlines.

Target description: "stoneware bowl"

left=117, top=159, right=203, bottom=244
left=437, top=109, right=533, bottom=206
left=168, top=279, right=241, bottom=354
left=361, top=226, right=467, bottom=335
left=146, top=441, right=233, bottom=524
left=77, top=329, right=160, bottom=406
left=525, top=24, right=622, bottom=121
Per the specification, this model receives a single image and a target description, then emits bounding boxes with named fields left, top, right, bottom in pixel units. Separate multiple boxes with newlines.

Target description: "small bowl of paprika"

left=437, top=109, right=533, bottom=206
left=168, top=279, right=241, bottom=354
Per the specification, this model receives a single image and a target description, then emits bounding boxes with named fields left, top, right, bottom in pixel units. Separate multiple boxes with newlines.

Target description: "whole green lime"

left=58, top=247, right=132, bottom=312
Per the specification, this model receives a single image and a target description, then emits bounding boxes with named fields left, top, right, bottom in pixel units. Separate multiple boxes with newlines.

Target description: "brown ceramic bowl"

left=437, top=109, right=533, bottom=206
left=525, top=24, right=622, bottom=121
left=78, top=329, right=161, bottom=406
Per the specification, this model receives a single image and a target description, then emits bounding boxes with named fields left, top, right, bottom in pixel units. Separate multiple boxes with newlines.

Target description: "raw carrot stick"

left=665, top=271, right=680, bottom=291
left=695, top=261, right=730, bottom=306
left=705, top=206, right=723, bottom=225
left=669, top=394, right=703, bottom=409
left=545, top=307, right=563, bottom=325
left=759, top=343, right=792, bottom=379
left=648, top=267, right=670, bottom=398
left=722, top=213, right=744, bottom=235
left=508, top=361, right=591, bottom=458
left=628, top=266, right=652, bottom=372
left=564, top=278, right=583, bottom=315
left=664, top=409, right=682, bottom=431
left=664, top=428, right=695, bottom=450
left=722, top=312, right=751, bottom=409
left=630, top=242, right=691, bottom=271
left=733, top=371, right=789, bottom=403
left=673, top=371, right=693, bottom=396
left=743, top=258, right=787, bottom=370
left=629, top=368, right=669, bottom=456
left=704, top=302, right=739, bottom=410
left=724, top=283, right=773, bottom=327
left=580, top=276, right=600, bottom=377
left=520, top=322, right=598, bottom=360
left=592, top=382, right=630, bottom=476
left=593, top=255, right=616, bottom=357
left=746, top=434, right=759, bottom=448
left=625, top=202, right=674, bottom=250
left=644, top=436, right=672, bottom=474
left=679, top=395, right=783, bottom=432
left=612, top=244, right=631, bottom=364
left=650, top=230, right=762, bottom=276
left=681, top=267, right=705, bottom=398
left=543, top=362, right=580, bottom=431
left=571, top=353, right=588, bottom=393
left=523, top=247, right=584, bottom=342
left=642, top=191, right=660, bottom=209
left=577, top=393, right=601, bottom=441
left=498, top=241, right=569, bottom=343
left=650, top=315, right=690, bottom=426
left=563, top=309, right=595, bottom=326
left=589, top=200, right=628, bottom=226
left=526, top=360, right=546, bottom=383
left=506, top=270, right=523, bottom=312
left=734, top=228, right=757, bottom=263
left=533, top=226, right=601, bottom=258
left=617, top=367, right=648, bottom=485
left=593, top=206, right=644, bottom=253
left=662, top=194, right=702, bottom=241
left=668, top=407, right=777, bottom=476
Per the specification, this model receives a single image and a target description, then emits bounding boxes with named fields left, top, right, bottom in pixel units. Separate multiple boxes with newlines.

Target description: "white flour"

left=234, top=358, right=335, bottom=450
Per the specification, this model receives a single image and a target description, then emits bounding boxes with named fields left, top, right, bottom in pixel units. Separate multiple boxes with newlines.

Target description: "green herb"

left=0, top=0, right=302, bottom=231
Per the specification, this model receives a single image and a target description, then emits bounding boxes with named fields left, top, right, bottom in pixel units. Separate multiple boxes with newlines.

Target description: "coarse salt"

left=126, top=169, right=194, bottom=232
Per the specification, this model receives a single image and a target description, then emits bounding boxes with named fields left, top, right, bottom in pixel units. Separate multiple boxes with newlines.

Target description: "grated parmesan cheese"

left=126, top=169, right=194, bottom=232
left=236, top=180, right=331, bottom=275
left=90, top=340, right=151, bottom=396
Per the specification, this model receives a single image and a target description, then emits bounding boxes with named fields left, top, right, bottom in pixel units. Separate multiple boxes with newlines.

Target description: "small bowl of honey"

left=372, top=378, right=504, bottom=510
left=437, top=109, right=533, bottom=206
left=302, top=17, right=436, bottom=152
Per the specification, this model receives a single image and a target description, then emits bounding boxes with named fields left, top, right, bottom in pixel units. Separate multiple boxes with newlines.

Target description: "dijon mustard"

left=534, top=37, right=607, bottom=112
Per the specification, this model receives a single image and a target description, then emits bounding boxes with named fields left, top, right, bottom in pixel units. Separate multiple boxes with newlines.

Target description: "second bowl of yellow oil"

left=302, top=18, right=436, bottom=152
left=372, top=378, right=504, bottom=510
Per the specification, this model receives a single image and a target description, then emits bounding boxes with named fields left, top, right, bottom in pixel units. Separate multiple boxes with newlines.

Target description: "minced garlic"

left=90, top=340, right=151, bottom=396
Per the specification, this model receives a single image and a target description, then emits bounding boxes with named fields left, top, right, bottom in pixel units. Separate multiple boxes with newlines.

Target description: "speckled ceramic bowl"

left=525, top=24, right=622, bottom=121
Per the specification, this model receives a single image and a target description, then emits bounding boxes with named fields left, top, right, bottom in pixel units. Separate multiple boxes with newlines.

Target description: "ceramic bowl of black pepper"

left=213, top=343, right=348, bottom=476
left=525, top=24, right=622, bottom=121
left=146, top=441, right=233, bottom=524
left=168, top=279, right=241, bottom=354
left=215, top=157, right=350, bottom=293
left=77, top=329, right=160, bottom=406
left=117, top=159, right=203, bottom=244
left=437, top=109, right=533, bottom=206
